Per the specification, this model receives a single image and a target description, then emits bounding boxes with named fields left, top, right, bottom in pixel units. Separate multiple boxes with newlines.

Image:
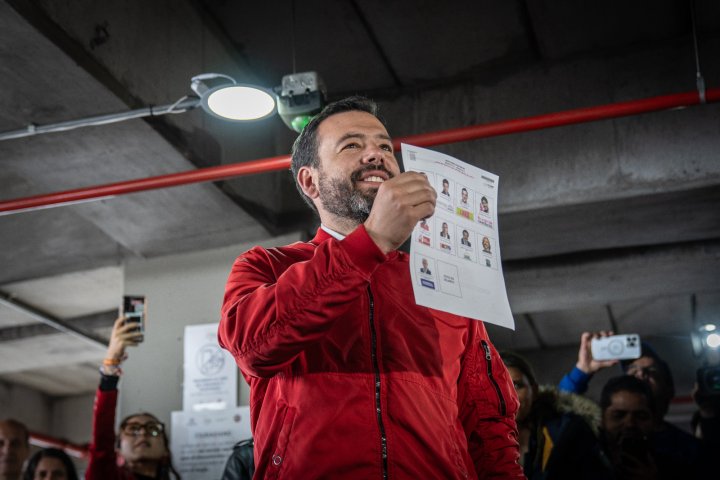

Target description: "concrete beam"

left=500, top=185, right=720, bottom=260
left=0, top=310, right=115, bottom=343
left=382, top=38, right=720, bottom=212
left=505, top=239, right=720, bottom=313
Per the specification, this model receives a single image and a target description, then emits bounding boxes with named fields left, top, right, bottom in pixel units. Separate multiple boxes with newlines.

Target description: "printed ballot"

left=403, top=143, right=514, bottom=329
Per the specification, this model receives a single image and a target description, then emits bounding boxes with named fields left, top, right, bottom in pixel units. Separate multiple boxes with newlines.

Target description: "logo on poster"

left=196, top=344, right=225, bottom=376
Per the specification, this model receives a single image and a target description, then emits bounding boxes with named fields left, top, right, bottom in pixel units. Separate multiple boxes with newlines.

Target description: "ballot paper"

left=403, top=143, right=514, bottom=329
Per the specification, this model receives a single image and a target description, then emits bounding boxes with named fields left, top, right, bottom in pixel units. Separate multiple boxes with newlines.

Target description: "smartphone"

left=122, top=295, right=146, bottom=341
left=591, top=334, right=641, bottom=361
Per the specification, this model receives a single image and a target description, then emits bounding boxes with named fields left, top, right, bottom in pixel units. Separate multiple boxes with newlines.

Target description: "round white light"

left=204, top=85, right=276, bottom=121
left=701, top=324, right=717, bottom=332
left=706, top=333, right=720, bottom=349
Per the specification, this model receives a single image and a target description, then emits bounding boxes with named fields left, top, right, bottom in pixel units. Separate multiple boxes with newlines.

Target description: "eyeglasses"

left=121, top=422, right=164, bottom=437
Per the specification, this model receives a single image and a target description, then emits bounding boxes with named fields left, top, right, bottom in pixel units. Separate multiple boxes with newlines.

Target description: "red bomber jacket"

left=219, top=226, right=523, bottom=479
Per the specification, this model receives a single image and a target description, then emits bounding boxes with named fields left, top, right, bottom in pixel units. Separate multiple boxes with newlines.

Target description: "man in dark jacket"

left=219, top=96, right=523, bottom=478
left=221, top=439, right=254, bottom=480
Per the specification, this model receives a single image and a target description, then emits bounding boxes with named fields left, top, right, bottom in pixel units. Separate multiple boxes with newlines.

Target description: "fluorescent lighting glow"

left=706, top=333, right=720, bottom=349
left=205, top=85, right=276, bottom=121
left=701, top=324, right=717, bottom=332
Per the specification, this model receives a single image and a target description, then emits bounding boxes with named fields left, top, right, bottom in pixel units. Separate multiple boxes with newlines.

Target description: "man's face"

left=482, top=237, right=491, bottom=250
left=118, top=415, right=167, bottom=463
left=481, top=198, right=488, bottom=209
left=507, top=366, right=534, bottom=424
left=602, top=391, right=654, bottom=445
left=0, top=422, right=29, bottom=480
left=313, top=111, right=399, bottom=223
left=461, top=189, right=468, bottom=203
left=462, top=230, right=469, bottom=240
left=442, top=181, right=449, bottom=193
left=422, top=259, right=428, bottom=269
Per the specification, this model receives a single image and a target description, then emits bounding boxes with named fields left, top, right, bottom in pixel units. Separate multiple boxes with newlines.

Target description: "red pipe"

left=30, top=431, right=89, bottom=459
left=1, top=87, right=718, bottom=215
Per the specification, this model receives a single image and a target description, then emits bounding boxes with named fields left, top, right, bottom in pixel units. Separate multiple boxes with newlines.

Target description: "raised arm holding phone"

left=218, top=96, right=523, bottom=479
left=85, top=317, right=180, bottom=480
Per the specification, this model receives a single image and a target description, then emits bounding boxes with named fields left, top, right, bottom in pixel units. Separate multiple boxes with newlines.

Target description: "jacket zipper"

left=481, top=340, right=507, bottom=416
left=368, top=288, right=389, bottom=479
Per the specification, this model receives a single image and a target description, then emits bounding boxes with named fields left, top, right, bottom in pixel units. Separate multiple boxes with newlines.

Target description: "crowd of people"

left=2, top=96, right=719, bottom=479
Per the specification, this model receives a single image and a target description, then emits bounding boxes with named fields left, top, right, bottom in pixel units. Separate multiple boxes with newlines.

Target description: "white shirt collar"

left=321, top=224, right=346, bottom=241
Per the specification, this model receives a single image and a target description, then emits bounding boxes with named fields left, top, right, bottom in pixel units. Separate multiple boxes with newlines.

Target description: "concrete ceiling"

left=1, top=0, right=719, bottom=397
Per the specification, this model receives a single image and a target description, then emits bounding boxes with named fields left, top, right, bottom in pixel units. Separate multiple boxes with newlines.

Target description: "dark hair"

left=600, top=375, right=656, bottom=414
left=500, top=351, right=537, bottom=388
left=621, top=343, right=676, bottom=400
left=0, top=418, right=29, bottom=446
left=23, top=448, right=79, bottom=480
left=119, top=413, right=181, bottom=480
left=290, top=96, right=385, bottom=214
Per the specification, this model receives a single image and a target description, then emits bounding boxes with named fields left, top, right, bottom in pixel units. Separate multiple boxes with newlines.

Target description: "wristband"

left=100, top=364, right=122, bottom=376
left=103, top=357, right=122, bottom=366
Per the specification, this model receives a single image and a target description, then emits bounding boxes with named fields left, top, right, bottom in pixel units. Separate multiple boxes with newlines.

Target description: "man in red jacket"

left=219, top=96, right=523, bottom=479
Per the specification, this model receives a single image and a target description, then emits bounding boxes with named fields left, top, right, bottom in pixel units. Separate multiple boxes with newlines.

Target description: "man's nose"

left=360, top=144, right=386, bottom=164
left=623, top=415, right=639, bottom=429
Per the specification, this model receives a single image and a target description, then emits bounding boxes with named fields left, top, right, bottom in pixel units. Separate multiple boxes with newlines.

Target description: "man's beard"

left=317, top=164, right=393, bottom=223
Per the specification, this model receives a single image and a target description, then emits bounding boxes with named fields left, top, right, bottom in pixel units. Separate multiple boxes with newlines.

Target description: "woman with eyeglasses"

left=86, top=317, right=181, bottom=480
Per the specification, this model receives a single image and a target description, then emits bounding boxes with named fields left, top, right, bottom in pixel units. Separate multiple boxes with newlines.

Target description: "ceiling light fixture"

left=692, top=323, right=720, bottom=355
left=190, top=73, right=276, bottom=121
left=0, top=73, right=278, bottom=142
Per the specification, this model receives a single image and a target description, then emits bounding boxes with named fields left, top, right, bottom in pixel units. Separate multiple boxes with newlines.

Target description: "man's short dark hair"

left=290, top=96, right=385, bottom=213
left=621, top=343, right=676, bottom=400
left=500, top=351, right=537, bottom=388
left=600, top=375, right=656, bottom=414
left=0, top=418, right=29, bottom=446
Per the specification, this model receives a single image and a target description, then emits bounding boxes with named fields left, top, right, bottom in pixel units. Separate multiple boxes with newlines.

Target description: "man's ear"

left=297, top=166, right=319, bottom=200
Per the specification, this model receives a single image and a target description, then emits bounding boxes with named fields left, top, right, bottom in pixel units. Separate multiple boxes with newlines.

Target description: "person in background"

left=501, top=352, right=613, bottom=479
left=220, top=439, right=254, bottom=480
left=23, top=448, right=78, bottom=480
left=85, top=317, right=180, bottom=480
left=599, top=376, right=659, bottom=480
left=562, top=333, right=705, bottom=478
left=0, top=419, right=30, bottom=480
left=691, top=380, right=720, bottom=448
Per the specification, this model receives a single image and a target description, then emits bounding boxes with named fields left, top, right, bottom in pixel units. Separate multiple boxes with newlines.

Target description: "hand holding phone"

left=591, top=334, right=641, bottom=361
left=122, top=295, right=146, bottom=342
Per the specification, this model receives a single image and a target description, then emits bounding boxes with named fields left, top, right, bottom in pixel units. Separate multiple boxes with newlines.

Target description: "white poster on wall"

left=171, top=406, right=251, bottom=480
left=183, top=323, right=237, bottom=411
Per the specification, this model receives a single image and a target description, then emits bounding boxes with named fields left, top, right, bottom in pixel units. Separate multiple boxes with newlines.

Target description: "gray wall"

left=120, top=232, right=300, bottom=428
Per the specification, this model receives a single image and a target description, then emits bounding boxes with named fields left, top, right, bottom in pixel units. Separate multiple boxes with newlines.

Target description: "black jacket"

left=220, top=439, right=254, bottom=480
